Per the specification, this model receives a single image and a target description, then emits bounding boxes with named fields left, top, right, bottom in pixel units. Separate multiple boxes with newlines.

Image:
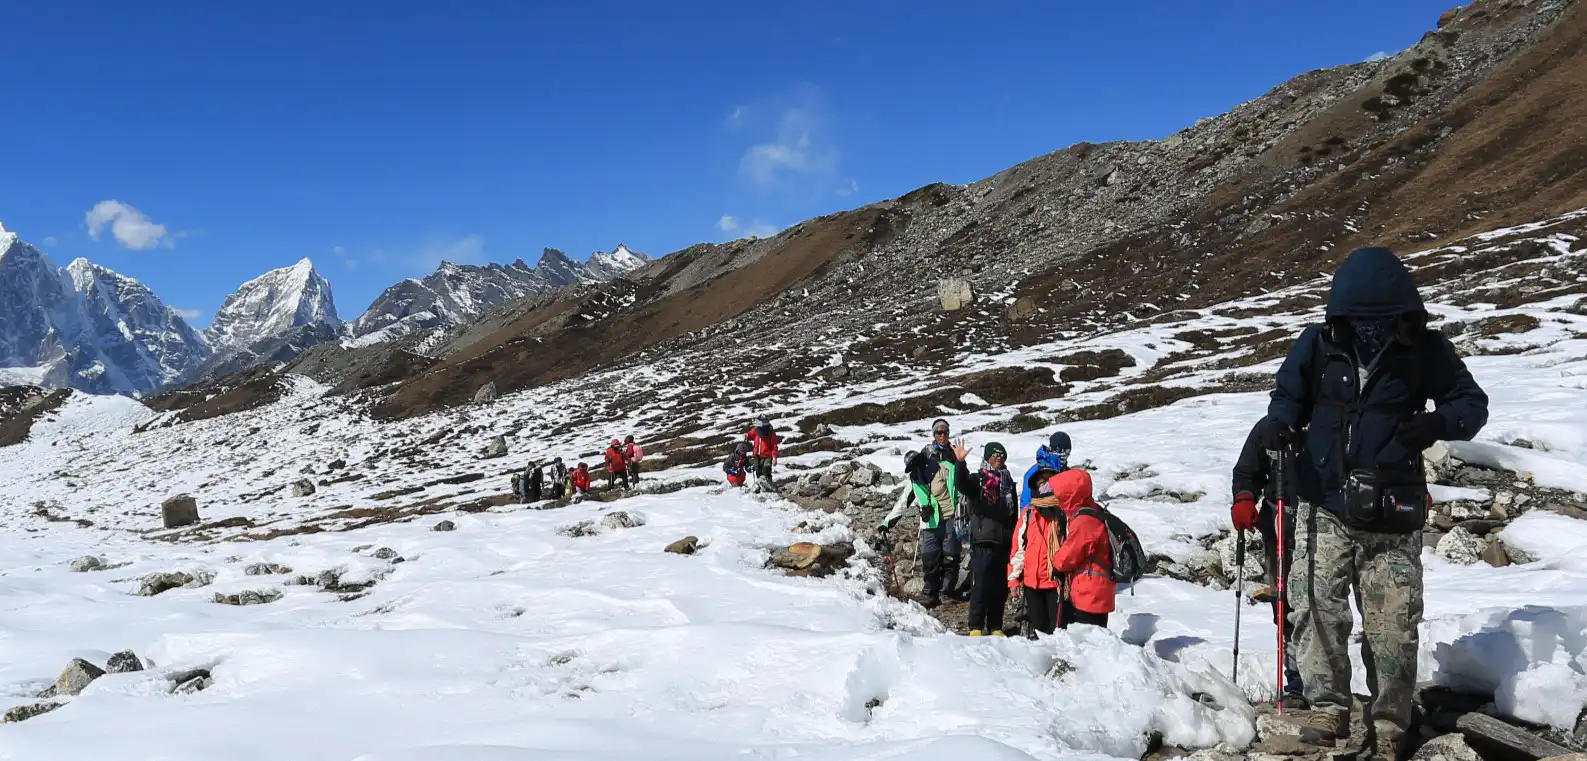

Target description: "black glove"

left=1398, top=412, right=1446, bottom=451
left=1261, top=419, right=1301, bottom=453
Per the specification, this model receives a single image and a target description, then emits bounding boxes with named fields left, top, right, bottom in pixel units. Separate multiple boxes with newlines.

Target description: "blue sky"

left=1, top=1, right=1454, bottom=324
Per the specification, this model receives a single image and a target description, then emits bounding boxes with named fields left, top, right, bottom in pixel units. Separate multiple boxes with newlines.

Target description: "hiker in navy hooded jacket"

left=1020, top=431, right=1071, bottom=509
left=1264, top=247, right=1487, bottom=758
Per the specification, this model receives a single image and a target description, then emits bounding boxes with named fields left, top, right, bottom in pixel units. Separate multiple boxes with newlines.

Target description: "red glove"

left=1007, top=579, right=1023, bottom=594
left=1232, top=492, right=1259, bottom=531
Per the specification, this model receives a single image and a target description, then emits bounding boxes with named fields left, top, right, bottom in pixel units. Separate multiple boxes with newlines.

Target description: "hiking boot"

left=967, top=629, right=984, bottom=637
left=1370, top=720, right=1404, bottom=761
left=1280, top=692, right=1310, bottom=711
left=921, top=596, right=942, bottom=610
left=1297, top=708, right=1347, bottom=747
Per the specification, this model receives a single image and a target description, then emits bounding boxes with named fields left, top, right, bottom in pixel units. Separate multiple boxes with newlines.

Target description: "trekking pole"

left=1272, top=447, right=1289, bottom=714
left=1233, top=531, right=1244, bottom=689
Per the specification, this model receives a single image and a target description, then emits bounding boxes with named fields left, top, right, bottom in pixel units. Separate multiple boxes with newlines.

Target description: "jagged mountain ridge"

left=346, top=245, right=650, bottom=343
left=0, top=224, right=212, bottom=396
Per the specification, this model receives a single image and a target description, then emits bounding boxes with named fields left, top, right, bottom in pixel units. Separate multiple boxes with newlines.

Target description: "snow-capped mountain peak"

left=0, top=221, right=18, bottom=255
left=206, top=258, right=341, bottom=354
left=584, top=243, right=650, bottom=281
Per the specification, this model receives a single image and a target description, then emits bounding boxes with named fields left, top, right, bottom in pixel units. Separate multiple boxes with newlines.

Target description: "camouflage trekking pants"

left=1287, top=501, right=1424, bottom=729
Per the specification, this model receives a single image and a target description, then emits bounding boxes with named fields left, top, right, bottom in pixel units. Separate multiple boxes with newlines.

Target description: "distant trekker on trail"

left=548, top=457, right=568, bottom=500
left=622, top=435, right=644, bottom=484
left=1266, top=246, right=1488, bottom=758
left=1231, top=415, right=1306, bottom=708
left=526, top=462, right=544, bottom=503
left=880, top=431, right=971, bottom=609
left=964, top=442, right=1018, bottom=635
left=723, top=441, right=752, bottom=487
left=746, top=418, right=780, bottom=489
left=604, top=439, right=630, bottom=491
left=570, top=462, right=592, bottom=503
left=1021, top=431, right=1072, bottom=509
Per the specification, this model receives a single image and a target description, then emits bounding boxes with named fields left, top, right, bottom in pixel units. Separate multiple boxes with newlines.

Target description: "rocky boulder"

left=433, top=519, right=456, bottom=532
left=244, top=562, right=292, bottom=576
left=600, top=510, right=645, bottom=530
left=1, top=702, right=61, bottom=724
left=292, top=479, right=316, bottom=497
left=161, top=494, right=200, bottom=529
left=937, top=279, right=974, bottom=311
left=1436, top=526, right=1487, bottom=566
left=106, top=650, right=144, bottom=674
left=137, top=570, right=214, bottom=597
left=474, top=382, right=498, bottom=404
left=68, top=555, right=105, bottom=573
left=482, top=435, right=508, bottom=459
left=168, top=668, right=213, bottom=695
left=665, top=536, right=700, bottom=555
left=39, top=658, right=104, bottom=698
left=767, top=541, right=855, bottom=578
left=213, top=589, right=284, bottom=606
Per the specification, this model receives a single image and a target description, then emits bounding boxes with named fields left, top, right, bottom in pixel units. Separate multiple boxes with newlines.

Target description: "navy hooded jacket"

left=1267, top=248, right=1488, bottom=514
left=1020, top=446, right=1068, bottom=508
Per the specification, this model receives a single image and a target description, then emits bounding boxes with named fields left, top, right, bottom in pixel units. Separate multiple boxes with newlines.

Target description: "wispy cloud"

left=836, top=179, right=859, bottom=197
left=332, top=245, right=346, bottom=255
left=736, top=85, right=839, bottom=193
left=84, top=200, right=173, bottom=250
left=1364, top=51, right=1390, bottom=62
left=717, top=215, right=738, bottom=232
left=727, top=105, right=745, bottom=127
left=417, top=235, right=484, bottom=270
left=172, top=307, right=203, bottom=320
left=42, top=236, right=58, bottom=247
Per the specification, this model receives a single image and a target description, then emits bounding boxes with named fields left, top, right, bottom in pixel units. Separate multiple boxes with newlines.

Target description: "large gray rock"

left=937, top=279, right=974, bottom=311
left=291, top=479, right=316, bottom=497
left=432, top=520, right=456, bottom=532
left=1212, top=531, right=1264, bottom=581
left=1436, top=527, right=1487, bottom=566
left=848, top=465, right=879, bottom=488
left=1, top=701, right=61, bottom=723
left=161, top=494, right=199, bottom=528
left=105, top=650, right=144, bottom=674
left=600, top=511, right=645, bottom=530
left=482, top=436, right=508, bottom=459
left=213, top=589, right=284, bottom=606
left=68, top=555, right=105, bottom=572
left=137, top=570, right=214, bottom=597
left=474, top=382, right=498, bottom=404
left=169, top=668, right=213, bottom=695
left=40, top=658, right=104, bottom=698
left=244, top=562, right=292, bottom=576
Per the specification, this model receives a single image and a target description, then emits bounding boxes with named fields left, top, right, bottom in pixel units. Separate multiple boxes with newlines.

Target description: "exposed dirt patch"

left=1448, top=313, right=1544, bottom=338
left=0, top=387, right=72, bottom=448
left=138, top=368, right=287, bottom=430
left=1053, top=349, right=1137, bottom=383
left=956, top=366, right=1068, bottom=406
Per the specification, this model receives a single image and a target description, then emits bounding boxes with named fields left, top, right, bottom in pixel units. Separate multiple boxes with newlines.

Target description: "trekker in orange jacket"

left=1048, top=469, right=1116, bottom=628
left=746, top=418, right=780, bottom=484
left=570, top=463, right=592, bottom=502
left=603, top=439, right=630, bottom=491
left=1008, top=480, right=1063, bottom=635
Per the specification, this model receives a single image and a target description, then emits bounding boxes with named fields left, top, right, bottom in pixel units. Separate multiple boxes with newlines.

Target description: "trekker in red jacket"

left=1008, top=475, right=1063, bottom=635
left=570, top=463, right=592, bottom=502
left=1048, top=468, right=1116, bottom=628
left=622, top=435, right=644, bottom=483
left=604, top=439, right=630, bottom=491
left=745, top=418, right=780, bottom=485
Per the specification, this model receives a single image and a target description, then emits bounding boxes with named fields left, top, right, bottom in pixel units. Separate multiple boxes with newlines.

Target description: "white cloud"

left=84, top=200, right=171, bottom=250
left=1364, top=51, right=1390, bottom=62
left=836, top=179, right=859, bottom=197
left=417, top=235, right=484, bottom=270
left=727, top=105, right=745, bottom=126
left=332, top=245, right=346, bottom=255
left=171, top=307, right=203, bottom=320
left=717, top=215, right=738, bottom=232
left=42, top=236, right=58, bottom=247
left=736, top=86, right=839, bottom=191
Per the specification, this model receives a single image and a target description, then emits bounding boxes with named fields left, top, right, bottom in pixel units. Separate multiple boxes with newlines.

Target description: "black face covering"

left=1350, top=316, right=1399, bottom=365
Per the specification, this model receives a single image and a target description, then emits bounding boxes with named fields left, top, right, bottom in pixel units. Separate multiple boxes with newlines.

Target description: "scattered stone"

left=848, top=465, right=879, bottom=487
left=292, top=479, right=316, bottom=497
left=1436, top=527, right=1487, bottom=565
left=328, top=458, right=347, bottom=470
left=2, top=701, right=61, bottom=723
left=1256, top=712, right=1302, bottom=739
left=1457, top=519, right=1506, bottom=537
left=482, top=436, right=508, bottom=459
left=372, top=547, right=401, bottom=561
left=766, top=542, right=854, bottom=578
left=1045, top=659, right=1075, bottom=680
left=1212, top=531, right=1264, bottom=581
left=169, top=668, right=213, bottom=695
left=665, top=536, right=700, bottom=555
left=1482, top=537, right=1512, bottom=568
left=40, top=658, right=104, bottom=698
left=1424, top=441, right=1455, bottom=482
left=1450, top=501, right=1489, bottom=521
left=937, top=278, right=974, bottom=311
left=1006, top=297, right=1038, bottom=321
left=212, top=589, right=284, bottom=606
left=68, top=555, right=105, bottom=572
left=433, top=520, right=456, bottom=532
left=1504, top=540, right=1538, bottom=566
left=474, top=382, right=499, bottom=404
left=560, top=520, right=601, bottom=538
left=244, top=562, right=292, bottom=576
left=600, top=511, right=644, bottom=530
left=1411, top=731, right=1483, bottom=761
left=105, top=650, right=143, bottom=674
left=137, top=570, right=214, bottom=597
left=161, top=494, right=200, bottom=529
left=1457, top=712, right=1570, bottom=761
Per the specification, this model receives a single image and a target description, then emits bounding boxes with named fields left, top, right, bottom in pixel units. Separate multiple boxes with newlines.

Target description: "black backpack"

left=1075, top=505, right=1147, bottom=586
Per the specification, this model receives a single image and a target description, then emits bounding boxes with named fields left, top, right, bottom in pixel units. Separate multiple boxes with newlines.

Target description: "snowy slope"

left=2, top=213, right=1586, bottom=759
left=0, top=224, right=211, bottom=396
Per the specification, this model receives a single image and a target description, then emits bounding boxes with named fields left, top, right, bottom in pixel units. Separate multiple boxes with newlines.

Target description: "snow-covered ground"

left=3, top=215, right=1587, bottom=759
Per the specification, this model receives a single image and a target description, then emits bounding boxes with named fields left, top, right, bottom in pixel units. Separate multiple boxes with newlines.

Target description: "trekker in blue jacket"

left=1020, top=431, right=1071, bottom=508
left=1265, top=247, right=1487, bottom=759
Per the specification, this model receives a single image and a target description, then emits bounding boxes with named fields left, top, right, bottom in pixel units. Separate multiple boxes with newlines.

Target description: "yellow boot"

left=967, top=629, right=984, bottom=637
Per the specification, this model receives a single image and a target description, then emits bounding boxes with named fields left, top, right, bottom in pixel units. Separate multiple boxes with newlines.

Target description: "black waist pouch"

left=1341, top=468, right=1428, bottom=533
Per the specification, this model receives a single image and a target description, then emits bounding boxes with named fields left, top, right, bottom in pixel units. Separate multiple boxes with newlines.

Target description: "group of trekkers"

left=861, top=247, right=1489, bottom=761
left=722, top=417, right=780, bottom=489
left=512, top=436, right=644, bottom=504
